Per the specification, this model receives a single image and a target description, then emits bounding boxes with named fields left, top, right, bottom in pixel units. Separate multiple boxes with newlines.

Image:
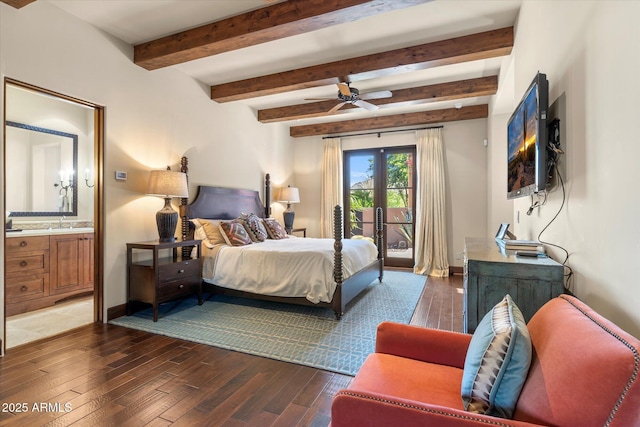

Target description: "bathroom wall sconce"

left=54, top=170, right=74, bottom=212
left=54, top=170, right=74, bottom=194
left=85, top=168, right=94, bottom=188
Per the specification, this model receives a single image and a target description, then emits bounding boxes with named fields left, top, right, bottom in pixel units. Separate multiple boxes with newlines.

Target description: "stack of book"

left=496, top=238, right=545, bottom=253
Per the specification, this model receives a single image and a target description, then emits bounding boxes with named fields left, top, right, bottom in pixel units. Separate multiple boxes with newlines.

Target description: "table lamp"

left=278, top=185, right=300, bottom=233
left=146, top=169, right=188, bottom=242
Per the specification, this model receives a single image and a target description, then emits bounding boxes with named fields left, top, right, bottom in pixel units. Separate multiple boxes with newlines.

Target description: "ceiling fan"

left=306, top=83, right=392, bottom=113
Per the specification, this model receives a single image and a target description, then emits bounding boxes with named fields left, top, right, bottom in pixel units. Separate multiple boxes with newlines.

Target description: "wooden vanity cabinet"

left=5, top=236, right=51, bottom=315
left=6, top=232, right=94, bottom=316
left=50, top=233, right=94, bottom=295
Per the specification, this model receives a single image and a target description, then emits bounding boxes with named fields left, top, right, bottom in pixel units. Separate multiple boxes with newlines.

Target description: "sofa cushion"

left=350, top=353, right=465, bottom=410
left=461, top=294, right=531, bottom=419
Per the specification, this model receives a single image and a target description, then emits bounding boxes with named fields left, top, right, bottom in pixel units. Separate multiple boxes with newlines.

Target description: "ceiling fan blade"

left=359, top=90, right=392, bottom=100
left=337, top=83, right=352, bottom=97
left=353, top=99, right=379, bottom=111
left=328, top=102, right=348, bottom=114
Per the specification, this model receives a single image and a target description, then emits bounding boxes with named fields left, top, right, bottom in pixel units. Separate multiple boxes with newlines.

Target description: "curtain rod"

left=322, top=125, right=443, bottom=139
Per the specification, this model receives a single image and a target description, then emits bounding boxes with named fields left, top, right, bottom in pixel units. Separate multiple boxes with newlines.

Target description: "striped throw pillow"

left=461, top=294, right=532, bottom=419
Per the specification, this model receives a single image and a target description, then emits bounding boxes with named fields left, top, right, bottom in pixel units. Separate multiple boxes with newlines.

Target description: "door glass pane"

left=348, top=154, right=375, bottom=239
left=386, top=152, right=414, bottom=259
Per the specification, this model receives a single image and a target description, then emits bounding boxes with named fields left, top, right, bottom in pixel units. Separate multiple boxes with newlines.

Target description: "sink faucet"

left=59, top=215, right=66, bottom=229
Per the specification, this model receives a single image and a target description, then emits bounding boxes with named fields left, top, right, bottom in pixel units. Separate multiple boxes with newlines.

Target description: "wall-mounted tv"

left=507, top=72, right=549, bottom=199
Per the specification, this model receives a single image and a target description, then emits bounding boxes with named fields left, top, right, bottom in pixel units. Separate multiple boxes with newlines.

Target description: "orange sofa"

left=331, top=295, right=640, bottom=426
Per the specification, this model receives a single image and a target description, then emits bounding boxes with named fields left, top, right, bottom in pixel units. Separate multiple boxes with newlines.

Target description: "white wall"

left=0, top=1, right=292, bottom=351
left=489, top=1, right=640, bottom=337
left=293, top=118, right=488, bottom=268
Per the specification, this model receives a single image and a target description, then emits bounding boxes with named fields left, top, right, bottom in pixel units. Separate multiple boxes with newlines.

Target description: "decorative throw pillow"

left=262, top=218, right=288, bottom=240
left=461, top=294, right=532, bottom=419
left=198, top=219, right=227, bottom=245
left=219, top=220, right=253, bottom=246
left=238, top=213, right=268, bottom=242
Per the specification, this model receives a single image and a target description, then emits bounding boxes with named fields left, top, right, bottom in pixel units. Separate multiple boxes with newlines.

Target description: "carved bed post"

left=376, top=206, right=384, bottom=281
left=333, top=205, right=343, bottom=319
left=265, top=173, right=271, bottom=218
left=180, top=156, right=190, bottom=257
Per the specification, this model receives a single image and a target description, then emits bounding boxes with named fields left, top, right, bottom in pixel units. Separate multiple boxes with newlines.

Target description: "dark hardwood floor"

left=0, top=273, right=463, bottom=427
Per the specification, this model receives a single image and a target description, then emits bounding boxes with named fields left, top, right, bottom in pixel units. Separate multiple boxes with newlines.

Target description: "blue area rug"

left=110, top=270, right=426, bottom=376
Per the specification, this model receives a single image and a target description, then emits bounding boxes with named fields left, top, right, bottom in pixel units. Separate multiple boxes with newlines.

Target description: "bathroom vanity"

left=6, top=228, right=94, bottom=316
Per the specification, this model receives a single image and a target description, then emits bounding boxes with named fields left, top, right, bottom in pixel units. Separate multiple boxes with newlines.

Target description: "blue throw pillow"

left=461, top=294, right=532, bottom=419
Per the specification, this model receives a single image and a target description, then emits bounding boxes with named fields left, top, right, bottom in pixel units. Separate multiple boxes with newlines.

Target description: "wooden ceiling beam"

left=289, top=104, right=488, bottom=138
left=212, top=27, right=512, bottom=102
left=1, top=0, right=36, bottom=8
left=134, top=0, right=432, bottom=71
left=258, top=75, right=498, bottom=123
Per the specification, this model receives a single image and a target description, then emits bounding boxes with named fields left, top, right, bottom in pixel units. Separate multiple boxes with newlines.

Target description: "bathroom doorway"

left=3, top=79, right=104, bottom=350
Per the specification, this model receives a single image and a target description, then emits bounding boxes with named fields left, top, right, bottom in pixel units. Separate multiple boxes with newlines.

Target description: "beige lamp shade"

left=278, top=186, right=300, bottom=204
left=146, top=170, right=188, bottom=198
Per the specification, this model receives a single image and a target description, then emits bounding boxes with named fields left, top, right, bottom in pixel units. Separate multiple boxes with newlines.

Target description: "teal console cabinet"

left=463, top=237, right=565, bottom=333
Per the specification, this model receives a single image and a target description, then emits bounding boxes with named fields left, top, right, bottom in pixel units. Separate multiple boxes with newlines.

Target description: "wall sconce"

left=54, top=169, right=74, bottom=212
left=278, top=185, right=300, bottom=233
left=85, top=168, right=95, bottom=188
left=146, top=168, right=189, bottom=242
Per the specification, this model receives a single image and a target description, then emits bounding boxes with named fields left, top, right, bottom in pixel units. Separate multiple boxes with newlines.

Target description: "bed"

left=178, top=158, right=384, bottom=319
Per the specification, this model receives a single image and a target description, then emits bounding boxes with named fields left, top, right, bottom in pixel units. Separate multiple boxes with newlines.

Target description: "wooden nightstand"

left=289, top=227, right=307, bottom=237
left=126, top=239, right=202, bottom=321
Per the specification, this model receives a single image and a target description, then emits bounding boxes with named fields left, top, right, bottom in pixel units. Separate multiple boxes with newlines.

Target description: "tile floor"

left=5, top=297, right=94, bottom=348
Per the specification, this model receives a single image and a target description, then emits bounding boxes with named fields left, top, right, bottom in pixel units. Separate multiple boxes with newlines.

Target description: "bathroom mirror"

left=5, top=121, right=78, bottom=217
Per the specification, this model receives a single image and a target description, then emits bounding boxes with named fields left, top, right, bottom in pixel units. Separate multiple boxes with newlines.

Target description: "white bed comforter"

left=202, top=237, right=378, bottom=304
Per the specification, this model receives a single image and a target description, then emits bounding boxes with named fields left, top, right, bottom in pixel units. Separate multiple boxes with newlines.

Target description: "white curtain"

left=414, top=128, right=449, bottom=277
left=321, top=138, right=343, bottom=238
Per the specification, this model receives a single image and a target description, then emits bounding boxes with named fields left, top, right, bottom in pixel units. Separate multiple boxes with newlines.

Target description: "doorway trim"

left=3, top=78, right=104, bottom=351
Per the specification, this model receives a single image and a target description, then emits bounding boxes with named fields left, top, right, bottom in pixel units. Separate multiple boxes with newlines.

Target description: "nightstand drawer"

left=158, top=259, right=199, bottom=282
left=158, top=278, right=200, bottom=300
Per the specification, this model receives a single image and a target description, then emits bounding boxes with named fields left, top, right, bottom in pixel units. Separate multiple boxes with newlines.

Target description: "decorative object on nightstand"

left=146, top=168, right=188, bottom=242
left=278, top=185, right=300, bottom=233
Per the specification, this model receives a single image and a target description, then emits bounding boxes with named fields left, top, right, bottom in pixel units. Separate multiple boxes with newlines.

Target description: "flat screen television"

left=507, top=72, right=549, bottom=199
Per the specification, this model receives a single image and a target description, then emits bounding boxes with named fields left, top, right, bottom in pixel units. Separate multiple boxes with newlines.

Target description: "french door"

left=344, top=146, right=416, bottom=268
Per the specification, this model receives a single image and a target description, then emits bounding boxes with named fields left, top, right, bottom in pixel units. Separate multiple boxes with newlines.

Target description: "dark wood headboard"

left=187, top=185, right=265, bottom=220
left=178, top=156, right=272, bottom=243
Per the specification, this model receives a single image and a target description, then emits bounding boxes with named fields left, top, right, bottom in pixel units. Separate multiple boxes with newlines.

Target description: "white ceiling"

left=47, top=0, right=522, bottom=124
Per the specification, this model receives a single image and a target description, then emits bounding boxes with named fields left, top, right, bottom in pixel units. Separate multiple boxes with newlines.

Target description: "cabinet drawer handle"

left=178, top=269, right=184, bottom=274
left=21, top=285, right=28, bottom=292
left=20, top=241, right=28, bottom=247
left=20, top=261, right=28, bottom=267
left=179, top=284, right=184, bottom=289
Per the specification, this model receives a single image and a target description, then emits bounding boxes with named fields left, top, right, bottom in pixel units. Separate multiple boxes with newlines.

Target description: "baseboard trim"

left=107, top=303, right=127, bottom=321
